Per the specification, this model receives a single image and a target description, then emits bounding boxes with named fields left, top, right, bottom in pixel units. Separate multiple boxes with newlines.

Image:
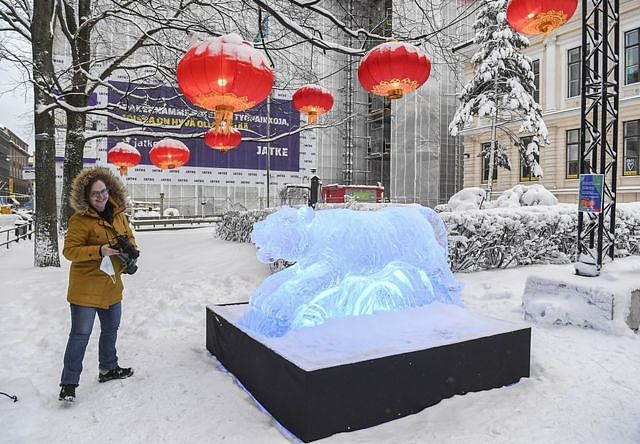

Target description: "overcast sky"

left=0, top=58, right=34, bottom=152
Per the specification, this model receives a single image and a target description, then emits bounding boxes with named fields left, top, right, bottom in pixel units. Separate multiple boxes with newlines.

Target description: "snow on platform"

left=212, top=302, right=528, bottom=371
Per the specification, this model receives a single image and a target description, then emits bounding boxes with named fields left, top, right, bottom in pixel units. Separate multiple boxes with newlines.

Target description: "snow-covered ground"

left=1, top=227, right=639, bottom=443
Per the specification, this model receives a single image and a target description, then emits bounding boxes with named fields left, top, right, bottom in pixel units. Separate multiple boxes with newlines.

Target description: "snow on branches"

left=449, top=0, right=548, bottom=177
left=479, top=140, right=511, bottom=171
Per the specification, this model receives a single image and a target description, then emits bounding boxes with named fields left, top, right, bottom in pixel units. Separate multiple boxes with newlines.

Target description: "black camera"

left=112, top=235, right=139, bottom=274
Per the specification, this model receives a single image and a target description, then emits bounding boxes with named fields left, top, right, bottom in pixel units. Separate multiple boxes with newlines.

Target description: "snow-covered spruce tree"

left=449, top=0, right=548, bottom=201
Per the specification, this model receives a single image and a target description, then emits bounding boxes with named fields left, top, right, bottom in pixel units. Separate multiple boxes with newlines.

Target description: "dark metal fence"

left=0, top=221, right=34, bottom=249
left=131, top=215, right=221, bottom=231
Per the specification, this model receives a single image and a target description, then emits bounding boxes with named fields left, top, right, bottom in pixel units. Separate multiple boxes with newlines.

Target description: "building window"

left=520, top=136, right=539, bottom=181
left=568, top=47, right=581, bottom=98
left=624, top=120, right=639, bottom=176
left=566, top=129, right=580, bottom=179
left=566, top=129, right=592, bottom=178
left=480, top=142, right=498, bottom=183
left=532, top=59, right=540, bottom=103
left=625, top=28, right=639, bottom=85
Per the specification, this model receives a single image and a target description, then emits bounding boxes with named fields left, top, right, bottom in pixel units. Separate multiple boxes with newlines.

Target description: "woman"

left=59, top=166, right=138, bottom=402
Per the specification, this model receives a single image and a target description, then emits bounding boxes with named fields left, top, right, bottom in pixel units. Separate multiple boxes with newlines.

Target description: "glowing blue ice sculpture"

left=239, top=206, right=463, bottom=337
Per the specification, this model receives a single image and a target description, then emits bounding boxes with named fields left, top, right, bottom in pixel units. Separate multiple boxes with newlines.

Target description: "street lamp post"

left=266, top=94, right=271, bottom=208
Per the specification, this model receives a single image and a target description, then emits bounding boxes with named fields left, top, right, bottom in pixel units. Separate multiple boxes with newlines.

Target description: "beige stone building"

left=459, top=0, right=640, bottom=203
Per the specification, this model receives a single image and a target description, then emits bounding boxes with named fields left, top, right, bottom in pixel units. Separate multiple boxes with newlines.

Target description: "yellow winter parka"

left=63, top=167, right=136, bottom=309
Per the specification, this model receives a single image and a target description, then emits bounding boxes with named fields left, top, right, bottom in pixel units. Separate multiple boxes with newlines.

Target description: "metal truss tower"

left=575, top=0, right=620, bottom=276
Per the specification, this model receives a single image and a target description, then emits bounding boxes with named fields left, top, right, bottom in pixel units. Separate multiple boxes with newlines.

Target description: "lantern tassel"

left=224, top=109, right=234, bottom=133
left=119, top=166, right=128, bottom=176
left=214, top=112, right=224, bottom=132
left=214, top=105, right=235, bottom=134
left=308, top=112, right=317, bottom=124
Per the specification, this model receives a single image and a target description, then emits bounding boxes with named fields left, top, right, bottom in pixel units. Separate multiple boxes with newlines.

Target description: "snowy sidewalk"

left=1, top=228, right=639, bottom=443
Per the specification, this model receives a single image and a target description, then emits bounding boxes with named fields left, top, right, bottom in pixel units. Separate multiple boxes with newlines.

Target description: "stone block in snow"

left=627, top=289, right=640, bottom=331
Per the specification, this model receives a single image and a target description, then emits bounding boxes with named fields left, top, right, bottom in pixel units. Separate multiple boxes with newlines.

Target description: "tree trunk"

left=486, top=111, right=497, bottom=203
left=486, top=75, right=499, bottom=204
left=31, top=0, right=60, bottom=267
left=60, top=110, right=87, bottom=231
left=59, top=0, right=92, bottom=231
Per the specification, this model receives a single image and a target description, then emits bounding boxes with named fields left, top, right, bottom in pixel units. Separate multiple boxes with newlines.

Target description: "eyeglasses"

left=90, top=189, right=109, bottom=199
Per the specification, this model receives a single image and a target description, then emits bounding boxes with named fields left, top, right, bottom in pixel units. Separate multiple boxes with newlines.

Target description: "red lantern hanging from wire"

left=204, top=127, right=242, bottom=153
left=149, top=138, right=190, bottom=170
left=358, top=40, right=431, bottom=100
left=176, top=33, right=274, bottom=133
left=107, top=142, right=141, bottom=176
left=292, top=85, right=334, bottom=124
left=506, top=0, right=578, bottom=35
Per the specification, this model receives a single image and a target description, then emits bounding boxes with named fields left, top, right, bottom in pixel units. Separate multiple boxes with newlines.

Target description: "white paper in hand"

left=100, top=256, right=116, bottom=283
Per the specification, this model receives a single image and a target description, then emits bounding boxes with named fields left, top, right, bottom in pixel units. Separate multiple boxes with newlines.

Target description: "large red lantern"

left=107, top=142, right=141, bottom=176
left=149, top=138, right=190, bottom=170
left=506, top=0, right=578, bottom=35
left=358, top=40, right=431, bottom=100
left=292, top=85, right=334, bottom=124
left=204, top=128, right=242, bottom=153
left=177, top=33, right=274, bottom=132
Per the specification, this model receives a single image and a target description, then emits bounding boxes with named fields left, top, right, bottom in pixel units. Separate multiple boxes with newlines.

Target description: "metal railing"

left=131, top=215, right=221, bottom=231
left=0, top=221, right=34, bottom=249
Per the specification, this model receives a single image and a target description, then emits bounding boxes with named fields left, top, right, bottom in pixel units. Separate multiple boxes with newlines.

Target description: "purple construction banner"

left=106, top=81, right=300, bottom=172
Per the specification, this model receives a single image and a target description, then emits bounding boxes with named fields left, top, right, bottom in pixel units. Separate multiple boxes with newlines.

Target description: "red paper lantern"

left=204, top=128, right=242, bottom=153
left=107, top=142, right=141, bottom=176
left=149, top=138, right=190, bottom=170
left=358, top=40, right=431, bottom=100
left=292, top=85, right=334, bottom=124
left=177, top=33, right=274, bottom=132
left=506, top=0, right=578, bottom=35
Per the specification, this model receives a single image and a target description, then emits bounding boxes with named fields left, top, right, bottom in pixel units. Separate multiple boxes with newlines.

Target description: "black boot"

left=98, top=365, right=134, bottom=383
left=59, top=384, right=77, bottom=402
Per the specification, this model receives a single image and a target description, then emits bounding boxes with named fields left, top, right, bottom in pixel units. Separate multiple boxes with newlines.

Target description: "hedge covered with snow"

left=216, top=209, right=275, bottom=243
left=443, top=203, right=640, bottom=272
left=217, top=203, right=640, bottom=272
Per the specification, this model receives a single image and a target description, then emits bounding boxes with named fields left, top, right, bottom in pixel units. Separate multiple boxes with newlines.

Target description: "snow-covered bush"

left=493, top=184, right=558, bottom=208
left=444, top=203, right=640, bottom=272
left=216, top=209, right=275, bottom=243
left=449, top=185, right=558, bottom=211
left=218, top=203, right=640, bottom=272
left=615, top=202, right=640, bottom=256
left=434, top=203, right=451, bottom=213
left=163, top=208, right=180, bottom=217
left=447, top=187, right=487, bottom=211
left=443, top=205, right=577, bottom=271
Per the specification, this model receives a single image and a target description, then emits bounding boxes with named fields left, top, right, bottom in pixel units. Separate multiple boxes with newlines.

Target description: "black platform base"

left=206, top=304, right=531, bottom=442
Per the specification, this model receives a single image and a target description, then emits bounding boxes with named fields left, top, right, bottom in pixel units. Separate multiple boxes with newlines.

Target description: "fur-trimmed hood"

left=70, top=166, right=128, bottom=215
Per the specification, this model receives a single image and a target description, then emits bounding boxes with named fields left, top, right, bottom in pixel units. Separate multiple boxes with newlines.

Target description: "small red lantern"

left=177, top=33, right=274, bottom=132
left=292, top=85, right=334, bottom=124
left=204, top=128, right=242, bottom=153
left=506, top=0, right=578, bottom=35
left=107, top=142, right=141, bottom=176
left=149, top=138, right=190, bottom=170
left=358, top=40, right=431, bottom=100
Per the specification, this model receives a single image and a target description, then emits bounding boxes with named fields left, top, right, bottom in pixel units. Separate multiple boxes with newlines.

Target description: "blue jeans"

left=60, top=302, right=121, bottom=386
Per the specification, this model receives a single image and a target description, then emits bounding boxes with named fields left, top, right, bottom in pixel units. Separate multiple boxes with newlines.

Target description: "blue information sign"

left=578, top=174, right=604, bottom=214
